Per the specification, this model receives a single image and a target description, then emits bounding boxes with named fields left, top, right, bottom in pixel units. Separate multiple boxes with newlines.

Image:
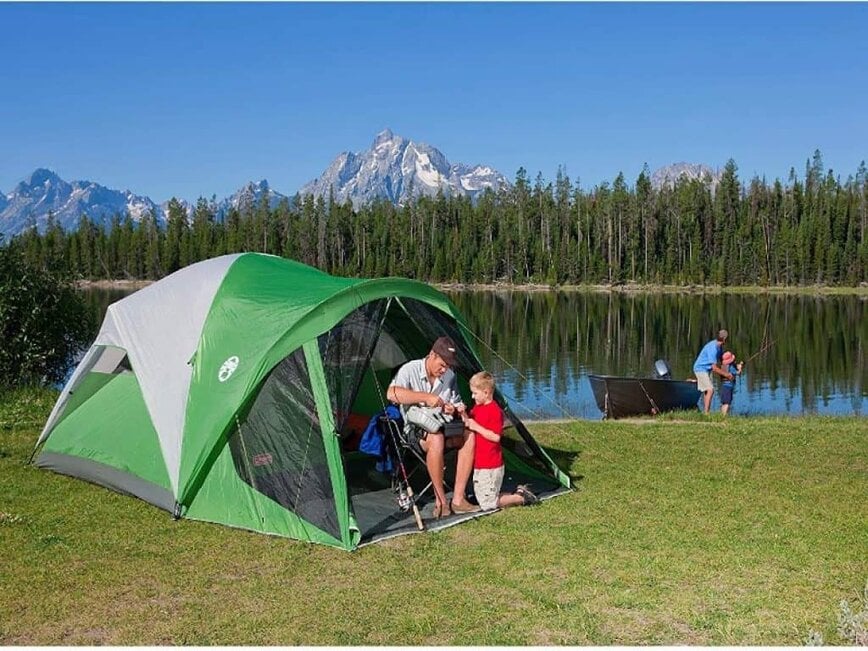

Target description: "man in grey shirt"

left=388, top=336, right=479, bottom=519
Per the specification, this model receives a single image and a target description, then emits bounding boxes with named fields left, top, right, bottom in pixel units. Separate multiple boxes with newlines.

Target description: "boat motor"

left=653, top=359, right=672, bottom=379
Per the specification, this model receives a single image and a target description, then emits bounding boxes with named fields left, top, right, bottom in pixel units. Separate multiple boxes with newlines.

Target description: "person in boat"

left=462, top=371, right=538, bottom=511
left=693, top=329, right=733, bottom=414
left=387, top=336, right=479, bottom=519
left=719, top=351, right=744, bottom=416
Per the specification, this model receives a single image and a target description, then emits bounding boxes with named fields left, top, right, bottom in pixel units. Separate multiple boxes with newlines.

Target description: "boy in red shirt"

left=462, top=371, right=538, bottom=510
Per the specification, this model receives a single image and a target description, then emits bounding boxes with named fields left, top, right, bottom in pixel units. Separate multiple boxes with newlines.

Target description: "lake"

left=82, top=288, right=867, bottom=419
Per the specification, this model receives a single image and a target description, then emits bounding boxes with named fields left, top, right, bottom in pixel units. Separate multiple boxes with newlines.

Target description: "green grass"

left=1, top=389, right=866, bottom=644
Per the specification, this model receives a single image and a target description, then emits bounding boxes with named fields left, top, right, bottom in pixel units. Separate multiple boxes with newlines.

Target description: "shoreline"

left=436, top=281, right=868, bottom=295
left=76, top=279, right=153, bottom=290
left=77, top=278, right=868, bottom=296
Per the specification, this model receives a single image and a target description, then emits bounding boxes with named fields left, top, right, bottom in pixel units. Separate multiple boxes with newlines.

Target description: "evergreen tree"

left=191, top=196, right=216, bottom=263
left=163, top=198, right=188, bottom=274
left=6, top=154, right=867, bottom=289
left=636, top=165, right=654, bottom=281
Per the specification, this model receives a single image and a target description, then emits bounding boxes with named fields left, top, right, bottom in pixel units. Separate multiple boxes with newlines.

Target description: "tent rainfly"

left=33, top=254, right=571, bottom=549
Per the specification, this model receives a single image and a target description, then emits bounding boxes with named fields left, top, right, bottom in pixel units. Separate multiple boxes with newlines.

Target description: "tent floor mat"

left=351, top=473, right=569, bottom=545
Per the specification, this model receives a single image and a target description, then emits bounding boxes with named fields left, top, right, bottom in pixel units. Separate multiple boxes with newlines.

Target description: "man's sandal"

left=516, top=484, right=539, bottom=506
left=432, top=503, right=452, bottom=519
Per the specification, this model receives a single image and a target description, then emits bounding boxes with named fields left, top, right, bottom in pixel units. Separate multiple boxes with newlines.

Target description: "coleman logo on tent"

left=218, top=356, right=240, bottom=382
left=252, top=453, right=273, bottom=466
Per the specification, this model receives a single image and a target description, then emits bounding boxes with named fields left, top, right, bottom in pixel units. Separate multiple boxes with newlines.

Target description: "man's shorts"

left=473, top=465, right=505, bottom=511
left=720, top=385, right=734, bottom=405
left=695, top=371, right=713, bottom=393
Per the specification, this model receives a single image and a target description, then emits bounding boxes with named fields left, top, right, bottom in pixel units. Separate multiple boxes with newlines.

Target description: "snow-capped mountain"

left=299, top=129, right=510, bottom=207
left=651, top=163, right=722, bottom=190
left=1, top=148, right=726, bottom=239
left=215, top=179, right=289, bottom=218
left=0, top=171, right=292, bottom=237
left=0, top=169, right=161, bottom=235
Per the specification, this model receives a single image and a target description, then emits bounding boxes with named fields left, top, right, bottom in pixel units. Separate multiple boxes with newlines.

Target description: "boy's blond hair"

left=469, top=371, right=495, bottom=395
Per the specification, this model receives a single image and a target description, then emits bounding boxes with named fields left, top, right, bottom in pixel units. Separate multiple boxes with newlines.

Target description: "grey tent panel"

left=36, top=451, right=176, bottom=512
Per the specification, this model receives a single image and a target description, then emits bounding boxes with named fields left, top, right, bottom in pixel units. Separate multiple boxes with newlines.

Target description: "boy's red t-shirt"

left=470, top=400, right=504, bottom=469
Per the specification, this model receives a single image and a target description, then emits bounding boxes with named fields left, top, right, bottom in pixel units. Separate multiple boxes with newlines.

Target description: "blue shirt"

left=693, top=339, right=723, bottom=372
left=722, top=363, right=739, bottom=388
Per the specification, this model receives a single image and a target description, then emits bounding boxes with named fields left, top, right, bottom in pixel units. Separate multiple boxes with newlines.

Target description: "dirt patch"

left=531, top=625, right=588, bottom=645
left=61, top=626, right=112, bottom=645
left=597, top=606, right=704, bottom=645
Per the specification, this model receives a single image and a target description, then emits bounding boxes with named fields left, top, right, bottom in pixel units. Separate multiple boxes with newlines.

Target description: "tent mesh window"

left=399, top=298, right=556, bottom=481
left=228, top=347, right=339, bottom=539
left=317, top=299, right=388, bottom=434
left=397, top=298, right=482, bottom=376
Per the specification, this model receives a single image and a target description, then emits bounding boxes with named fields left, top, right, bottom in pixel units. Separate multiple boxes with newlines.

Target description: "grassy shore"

left=77, top=277, right=868, bottom=297
left=437, top=282, right=868, bottom=296
left=1, top=389, right=865, bottom=645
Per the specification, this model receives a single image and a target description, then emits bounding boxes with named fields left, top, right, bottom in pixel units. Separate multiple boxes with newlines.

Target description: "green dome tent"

left=34, top=254, right=571, bottom=549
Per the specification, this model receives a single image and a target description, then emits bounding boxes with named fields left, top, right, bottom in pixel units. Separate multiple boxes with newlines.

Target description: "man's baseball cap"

left=431, top=336, right=458, bottom=366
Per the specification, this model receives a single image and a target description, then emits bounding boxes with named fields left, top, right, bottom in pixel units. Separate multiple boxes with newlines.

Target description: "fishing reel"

left=393, top=482, right=412, bottom=512
left=404, top=405, right=450, bottom=433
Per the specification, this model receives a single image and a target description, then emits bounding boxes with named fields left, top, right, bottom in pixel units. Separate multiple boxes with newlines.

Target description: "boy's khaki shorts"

left=473, top=465, right=505, bottom=511
left=695, top=371, right=713, bottom=392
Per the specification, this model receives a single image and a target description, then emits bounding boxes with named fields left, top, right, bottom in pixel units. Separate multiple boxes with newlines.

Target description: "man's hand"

left=443, top=403, right=466, bottom=417
left=425, top=394, right=445, bottom=409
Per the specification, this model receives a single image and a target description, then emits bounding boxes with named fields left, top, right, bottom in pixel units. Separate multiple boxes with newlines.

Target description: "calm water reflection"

left=446, top=290, right=866, bottom=419
left=82, top=288, right=866, bottom=419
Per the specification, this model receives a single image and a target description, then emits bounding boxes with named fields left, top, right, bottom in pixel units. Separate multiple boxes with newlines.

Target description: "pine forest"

left=5, top=152, right=867, bottom=287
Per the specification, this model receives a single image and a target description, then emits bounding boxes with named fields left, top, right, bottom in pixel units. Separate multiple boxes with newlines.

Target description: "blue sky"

left=1, top=2, right=866, bottom=202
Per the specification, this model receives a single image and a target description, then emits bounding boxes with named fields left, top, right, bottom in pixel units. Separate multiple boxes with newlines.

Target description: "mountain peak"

left=651, top=162, right=721, bottom=190
left=373, top=128, right=396, bottom=146
left=24, top=168, right=62, bottom=187
left=216, top=178, right=286, bottom=216
left=1, top=134, right=509, bottom=235
left=301, top=130, right=508, bottom=208
left=241, top=179, right=270, bottom=191
left=1, top=170, right=158, bottom=236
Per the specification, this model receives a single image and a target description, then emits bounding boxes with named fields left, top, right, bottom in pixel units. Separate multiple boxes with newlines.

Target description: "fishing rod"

left=464, top=328, right=579, bottom=423
left=381, top=415, right=425, bottom=531
left=744, top=338, right=775, bottom=364
left=367, top=313, right=424, bottom=531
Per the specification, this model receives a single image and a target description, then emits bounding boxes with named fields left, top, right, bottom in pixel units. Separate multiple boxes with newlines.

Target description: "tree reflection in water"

left=80, top=287, right=865, bottom=419
left=447, top=290, right=866, bottom=419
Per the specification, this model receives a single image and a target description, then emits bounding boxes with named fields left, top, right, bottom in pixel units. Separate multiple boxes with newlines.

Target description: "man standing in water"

left=693, top=329, right=733, bottom=414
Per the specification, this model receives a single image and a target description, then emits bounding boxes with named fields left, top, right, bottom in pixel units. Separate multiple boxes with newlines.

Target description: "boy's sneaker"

left=516, top=484, right=539, bottom=505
